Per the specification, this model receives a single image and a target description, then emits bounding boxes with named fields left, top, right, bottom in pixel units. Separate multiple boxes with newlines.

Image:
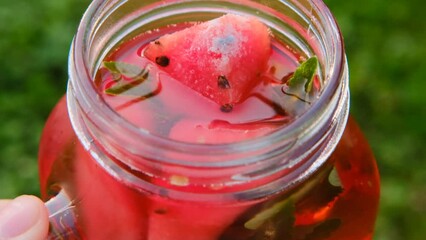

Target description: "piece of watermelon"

left=143, top=14, right=271, bottom=106
left=169, top=119, right=277, bottom=144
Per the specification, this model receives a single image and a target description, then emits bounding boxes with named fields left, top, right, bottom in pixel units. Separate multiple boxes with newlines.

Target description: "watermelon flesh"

left=143, top=14, right=271, bottom=107
left=169, top=119, right=278, bottom=144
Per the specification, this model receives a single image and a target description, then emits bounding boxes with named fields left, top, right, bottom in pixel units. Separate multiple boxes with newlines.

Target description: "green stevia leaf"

left=287, top=56, right=318, bottom=93
left=103, top=61, right=147, bottom=79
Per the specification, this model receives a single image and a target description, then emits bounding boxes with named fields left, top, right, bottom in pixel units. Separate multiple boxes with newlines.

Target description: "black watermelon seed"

left=155, top=56, right=170, bottom=67
left=154, top=208, right=167, bottom=215
left=220, top=104, right=233, bottom=113
left=218, top=75, right=231, bottom=89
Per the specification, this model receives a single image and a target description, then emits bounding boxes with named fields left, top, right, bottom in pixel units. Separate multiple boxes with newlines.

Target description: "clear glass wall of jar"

left=39, top=0, right=380, bottom=239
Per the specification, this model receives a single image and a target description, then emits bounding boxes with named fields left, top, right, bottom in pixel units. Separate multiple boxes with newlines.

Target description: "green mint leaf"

left=287, top=56, right=319, bottom=93
left=103, top=61, right=147, bottom=79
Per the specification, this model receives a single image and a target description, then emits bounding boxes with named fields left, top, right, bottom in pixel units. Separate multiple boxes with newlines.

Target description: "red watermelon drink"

left=39, top=1, right=380, bottom=239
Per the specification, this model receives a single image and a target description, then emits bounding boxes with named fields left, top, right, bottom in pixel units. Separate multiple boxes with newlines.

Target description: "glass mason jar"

left=38, top=0, right=380, bottom=239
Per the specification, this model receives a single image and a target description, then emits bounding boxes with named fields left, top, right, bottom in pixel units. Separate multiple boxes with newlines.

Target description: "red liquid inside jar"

left=39, top=97, right=379, bottom=239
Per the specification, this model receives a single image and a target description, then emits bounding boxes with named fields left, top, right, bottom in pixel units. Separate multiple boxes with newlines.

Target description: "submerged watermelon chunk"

left=143, top=14, right=271, bottom=106
left=169, top=119, right=277, bottom=144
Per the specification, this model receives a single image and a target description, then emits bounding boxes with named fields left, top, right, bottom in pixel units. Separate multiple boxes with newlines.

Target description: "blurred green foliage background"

left=0, top=0, right=424, bottom=239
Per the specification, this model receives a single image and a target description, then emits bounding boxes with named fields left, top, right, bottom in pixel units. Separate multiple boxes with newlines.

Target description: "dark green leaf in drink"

left=282, top=56, right=319, bottom=103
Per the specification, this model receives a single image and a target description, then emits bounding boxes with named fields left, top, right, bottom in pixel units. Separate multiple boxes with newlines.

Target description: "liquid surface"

left=95, top=24, right=318, bottom=143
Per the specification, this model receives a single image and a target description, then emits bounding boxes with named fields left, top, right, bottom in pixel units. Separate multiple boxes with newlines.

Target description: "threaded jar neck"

left=67, top=0, right=349, bottom=202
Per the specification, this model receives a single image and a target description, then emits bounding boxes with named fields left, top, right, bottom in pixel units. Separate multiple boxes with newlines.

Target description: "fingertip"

left=0, top=195, right=49, bottom=240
